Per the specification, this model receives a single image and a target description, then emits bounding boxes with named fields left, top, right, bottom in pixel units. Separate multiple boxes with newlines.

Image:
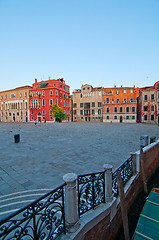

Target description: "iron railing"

left=77, top=171, right=105, bottom=216
left=112, top=156, right=133, bottom=197
left=0, top=184, right=66, bottom=240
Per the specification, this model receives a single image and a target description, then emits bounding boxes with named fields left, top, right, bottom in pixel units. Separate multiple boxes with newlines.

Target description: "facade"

left=139, top=81, right=159, bottom=124
left=72, top=84, right=103, bottom=122
left=103, top=85, right=139, bottom=123
left=0, top=86, right=31, bottom=122
left=29, top=78, right=70, bottom=122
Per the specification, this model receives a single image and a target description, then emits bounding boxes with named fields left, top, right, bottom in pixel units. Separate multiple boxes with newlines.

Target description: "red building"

left=29, top=78, right=70, bottom=122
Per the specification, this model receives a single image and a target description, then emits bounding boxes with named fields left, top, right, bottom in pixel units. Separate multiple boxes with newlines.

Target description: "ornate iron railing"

left=112, top=156, right=133, bottom=197
left=0, top=184, right=66, bottom=240
left=77, top=171, right=105, bottom=216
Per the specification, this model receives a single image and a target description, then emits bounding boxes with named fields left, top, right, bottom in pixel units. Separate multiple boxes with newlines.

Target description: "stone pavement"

left=0, top=122, right=159, bottom=196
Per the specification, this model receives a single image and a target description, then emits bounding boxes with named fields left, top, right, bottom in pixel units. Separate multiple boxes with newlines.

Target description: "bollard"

left=14, top=134, right=20, bottom=143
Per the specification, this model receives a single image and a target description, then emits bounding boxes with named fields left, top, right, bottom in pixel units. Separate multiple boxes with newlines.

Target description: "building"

left=72, top=84, right=103, bottom=122
left=103, top=85, right=139, bottom=123
left=139, top=81, right=159, bottom=124
left=29, top=78, right=70, bottom=122
left=0, top=86, right=31, bottom=122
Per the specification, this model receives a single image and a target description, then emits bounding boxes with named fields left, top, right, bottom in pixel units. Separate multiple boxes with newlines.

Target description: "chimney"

left=121, top=85, right=122, bottom=88
left=35, top=78, right=37, bottom=83
left=114, top=85, right=116, bottom=88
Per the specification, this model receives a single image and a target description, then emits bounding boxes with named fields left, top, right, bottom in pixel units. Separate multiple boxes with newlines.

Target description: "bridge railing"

left=0, top=183, right=66, bottom=240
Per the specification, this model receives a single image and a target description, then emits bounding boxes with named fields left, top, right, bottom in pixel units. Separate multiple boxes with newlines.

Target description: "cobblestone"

left=0, top=122, right=159, bottom=196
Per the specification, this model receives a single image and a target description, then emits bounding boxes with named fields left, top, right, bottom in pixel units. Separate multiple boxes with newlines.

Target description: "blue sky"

left=0, top=0, right=159, bottom=93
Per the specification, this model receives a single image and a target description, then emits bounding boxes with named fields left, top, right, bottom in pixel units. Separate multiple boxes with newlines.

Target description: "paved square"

left=0, top=122, right=159, bottom=196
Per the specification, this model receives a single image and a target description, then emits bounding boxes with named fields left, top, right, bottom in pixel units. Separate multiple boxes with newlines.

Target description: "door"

left=120, top=116, right=123, bottom=123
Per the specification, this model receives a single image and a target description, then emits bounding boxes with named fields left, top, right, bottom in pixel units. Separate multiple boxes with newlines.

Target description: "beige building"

left=72, top=84, right=103, bottom=122
left=0, top=85, right=32, bottom=122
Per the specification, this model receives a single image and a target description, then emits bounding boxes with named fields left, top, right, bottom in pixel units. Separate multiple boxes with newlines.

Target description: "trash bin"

left=150, top=136, right=156, bottom=144
left=140, top=135, right=149, bottom=148
left=14, top=134, right=20, bottom=143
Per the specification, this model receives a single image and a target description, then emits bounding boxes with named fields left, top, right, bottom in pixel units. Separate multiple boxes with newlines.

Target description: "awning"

left=134, top=188, right=159, bottom=240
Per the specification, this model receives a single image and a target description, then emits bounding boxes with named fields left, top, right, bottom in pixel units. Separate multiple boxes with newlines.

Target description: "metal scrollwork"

left=0, top=184, right=66, bottom=240
left=78, top=171, right=105, bottom=216
left=112, top=156, right=133, bottom=197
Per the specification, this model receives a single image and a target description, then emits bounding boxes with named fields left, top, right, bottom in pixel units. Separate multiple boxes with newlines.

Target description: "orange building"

left=103, top=85, right=139, bottom=123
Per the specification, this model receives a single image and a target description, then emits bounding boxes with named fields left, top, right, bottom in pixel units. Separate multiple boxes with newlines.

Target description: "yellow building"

left=0, top=85, right=32, bottom=122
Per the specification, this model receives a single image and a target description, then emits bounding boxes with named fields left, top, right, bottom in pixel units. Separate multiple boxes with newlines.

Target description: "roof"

left=134, top=188, right=159, bottom=240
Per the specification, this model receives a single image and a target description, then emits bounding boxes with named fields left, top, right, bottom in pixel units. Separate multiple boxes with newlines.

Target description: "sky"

left=0, top=0, right=159, bottom=93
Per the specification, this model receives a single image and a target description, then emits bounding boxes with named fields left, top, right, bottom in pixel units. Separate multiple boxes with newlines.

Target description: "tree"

left=52, top=104, right=65, bottom=122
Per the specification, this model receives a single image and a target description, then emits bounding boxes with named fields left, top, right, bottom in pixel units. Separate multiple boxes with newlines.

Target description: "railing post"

left=103, top=164, right=113, bottom=202
left=130, top=152, right=137, bottom=174
left=63, top=173, right=80, bottom=233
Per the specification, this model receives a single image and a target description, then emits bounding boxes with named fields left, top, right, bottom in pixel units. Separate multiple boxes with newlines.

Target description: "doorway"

left=120, top=116, right=123, bottom=123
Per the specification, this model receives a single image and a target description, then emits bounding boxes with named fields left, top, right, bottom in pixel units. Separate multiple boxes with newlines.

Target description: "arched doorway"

left=37, top=112, right=42, bottom=122
left=13, top=113, right=15, bottom=122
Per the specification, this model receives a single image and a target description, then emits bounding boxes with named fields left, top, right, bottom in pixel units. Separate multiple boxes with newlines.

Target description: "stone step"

left=0, top=189, right=52, bottom=220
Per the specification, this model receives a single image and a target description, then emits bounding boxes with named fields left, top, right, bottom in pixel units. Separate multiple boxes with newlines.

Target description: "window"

left=56, top=90, right=58, bottom=96
left=124, top=99, right=126, bottom=103
left=114, top=107, right=117, bottom=112
left=56, top=99, right=58, bottom=104
left=106, top=98, right=109, bottom=103
left=17, top=112, right=19, bottom=116
left=73, top=103, right=77, bottom=108
left=106, top=107, right=109, bottom=113
left=116, top=99, right=119, bottom=103
left=50, top=99, right=53, bottom=105
left=63, top=101, right=65, bottom=107
left=92, top=109, right=95, bottom=114
left=116, top=90, right=119, bottom=94
left=42, top=91, right=45, bottom=96
left=25, top=92, right=27, bottom=97
left=42, top=99, right=45, bottom=106
left=126, top=107, right=129, bottom=113
left=60, top=84, right=62, bottom=88
left=144, top=106, right=148, bottom=111
left=5, top=95, right=7, bottom=99
left=43, top=110, right=45, bottom=115
left=98, top=102, right=102, bottom=107
left=54, top=84, right=56, bottom=87
left=50, top=109, right=52, bottom=115
left=80, top=110, right=83, bottom=115
left=9, top=112, right=11, bottom=116
left=92, top=102, right=95, bottom=107
left=123, top=90, right=127, bottom=93
left=126, top=116, right=129, bottom=119
left=80, top=103, right=83, bottom=108
left=132, top=116, right=135, bottom=120
left=144, top=95, right=148, bottom=101
left=114, top=116, right=117, bottom=119
left=60, top=92, right=62, bottom=98
left=50, top=116, right=53, bottom=120
left=50, top=90, right=52, bottom=95
left=73, top=110, right=76, bottom=115
left=130, top=89, right=134, bottom=93
left=63, top=86, right=65, bottom=90
left=107, top=116, right=109, bottom=119
left=1, top=95, right=3, bottom=100
left=130, top=98, right=133, bottom=102
left=31, top=110, right=33, bottom=115
left=31, top=117, right=34, bottom=120
left=144, top=115, right=147, bottom=120
left=151, top=115, right=154, bottom=120
left=151, top=106, right=154, bottom=111
left=98, top=109, right=101, bottom=114
left=151, top=94, right=155, bottom=100
left=120, top=107, right=123, bottom=112
left=132, top=107, right=135, bottom=112
left=84, top=102, right=90, bottom=108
